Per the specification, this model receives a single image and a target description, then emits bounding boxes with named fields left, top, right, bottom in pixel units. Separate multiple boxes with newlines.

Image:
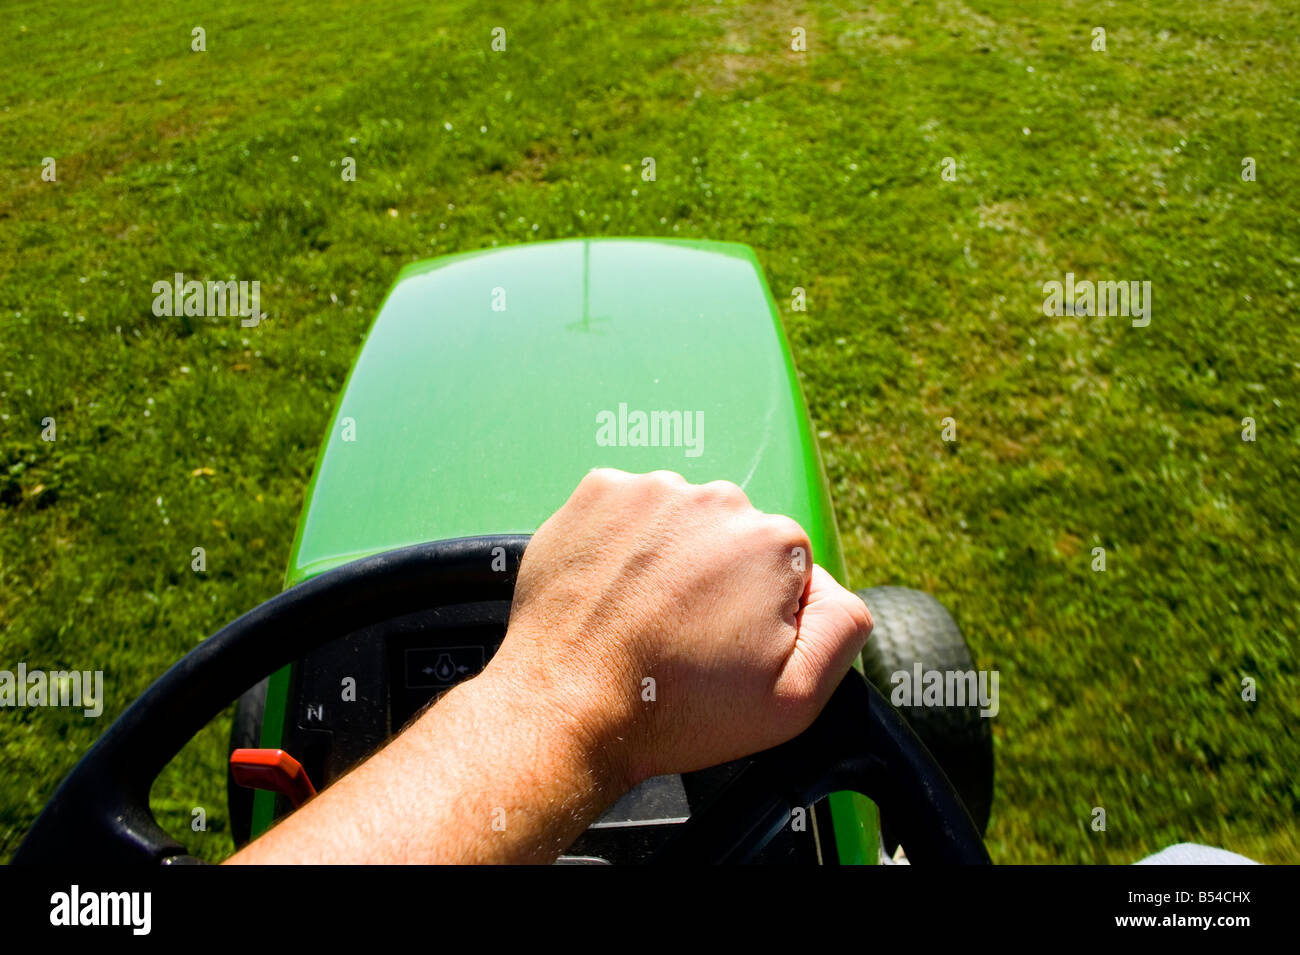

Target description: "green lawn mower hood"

left=286, top=237, right=846, bottom=586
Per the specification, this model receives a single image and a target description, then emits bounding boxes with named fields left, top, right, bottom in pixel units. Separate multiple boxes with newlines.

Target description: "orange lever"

left=230, top=748, right=317, bottom=808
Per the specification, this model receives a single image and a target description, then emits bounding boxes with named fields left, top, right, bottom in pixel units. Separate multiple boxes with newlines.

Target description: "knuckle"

left=581, top=467, right=627, bottom=491
left=641, top=470, right=688, bottom=502
left=762, top=514, right=812, bottom=555
left=845, top=593, right=874, bottom=637
left=645, top=469, right=687, bottom=487
left=696, top=479, right=749, bottom=508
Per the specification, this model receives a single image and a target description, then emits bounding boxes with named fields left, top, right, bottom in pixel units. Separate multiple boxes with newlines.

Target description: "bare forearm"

left=227, top=665, right=623, bottom=864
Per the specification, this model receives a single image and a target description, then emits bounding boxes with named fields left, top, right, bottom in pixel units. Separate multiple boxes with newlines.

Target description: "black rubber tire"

left=856, top=587, right=994, bottom=847
left=226, top=677, right=268, bottom=848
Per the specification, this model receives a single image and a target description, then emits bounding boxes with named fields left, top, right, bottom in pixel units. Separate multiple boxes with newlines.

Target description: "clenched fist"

left=488, top=468, right=874, bottom=790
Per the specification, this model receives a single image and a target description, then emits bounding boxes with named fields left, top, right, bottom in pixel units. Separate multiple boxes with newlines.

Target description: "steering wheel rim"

left=12, top=535, right=990, bottom=865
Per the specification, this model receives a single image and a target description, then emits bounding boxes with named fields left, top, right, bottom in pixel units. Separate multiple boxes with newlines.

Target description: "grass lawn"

left=2, top=0, right=1297, bottom=863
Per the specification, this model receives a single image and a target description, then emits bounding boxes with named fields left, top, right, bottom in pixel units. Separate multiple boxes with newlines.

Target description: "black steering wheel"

left=13, top=536, right=990, bottom=865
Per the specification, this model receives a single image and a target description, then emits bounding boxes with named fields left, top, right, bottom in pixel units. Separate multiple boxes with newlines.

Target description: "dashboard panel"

left=275, top=602, right=833, bottom=863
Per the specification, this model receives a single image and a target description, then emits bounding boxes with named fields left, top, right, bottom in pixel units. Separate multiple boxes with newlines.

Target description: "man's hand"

left=228, top=469, right=871, bottom=864
left=491, top=468, right=874, bottom=790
